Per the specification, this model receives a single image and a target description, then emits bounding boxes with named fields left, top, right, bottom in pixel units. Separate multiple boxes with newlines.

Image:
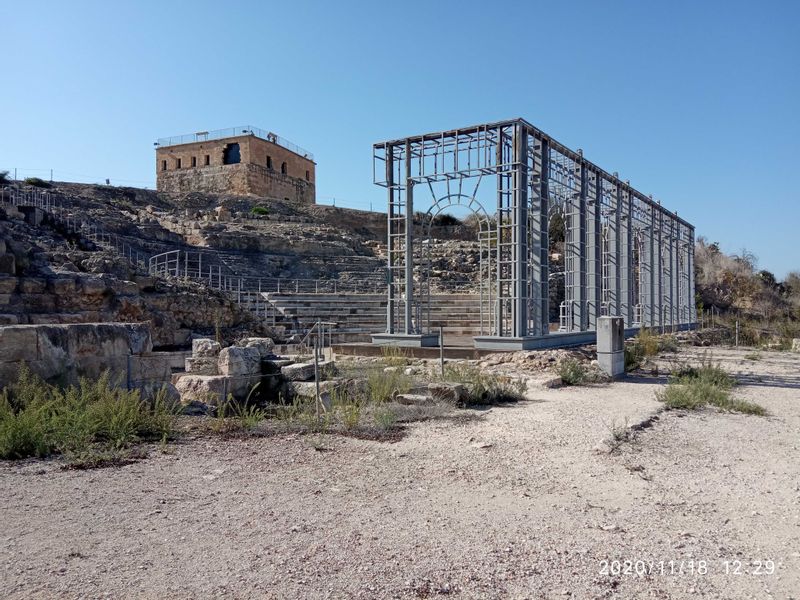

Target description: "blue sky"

left=2, top=0, right=798, bottom=277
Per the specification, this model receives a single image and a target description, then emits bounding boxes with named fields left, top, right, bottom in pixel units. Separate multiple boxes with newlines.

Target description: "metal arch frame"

left=420, top=193, right=496, bottom=336
left=372, top=118, right=696, bottom=350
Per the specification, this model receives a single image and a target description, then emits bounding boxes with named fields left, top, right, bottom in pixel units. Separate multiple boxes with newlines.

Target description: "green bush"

left=0, top=366, right=178, bottom=460
left=0, top=170, right=10, bottom=185
left=556, top=358, right=588, bottom=386
left=658, top=335, right=679, bottom=353
left=625, top=329, right=675, bottom=371
left=250, top=205, right=269, bottom=216
left=443, top=363, right=526, bottom=404
left=431, top=213, right=462, bottom=227
left=23, top=177, right=51, bottom=188
left=673, top=359, right=735, bottom=389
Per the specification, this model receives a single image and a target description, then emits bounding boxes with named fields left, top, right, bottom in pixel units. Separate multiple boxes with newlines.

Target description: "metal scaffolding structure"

left=372, top=118, right=696, bottom=350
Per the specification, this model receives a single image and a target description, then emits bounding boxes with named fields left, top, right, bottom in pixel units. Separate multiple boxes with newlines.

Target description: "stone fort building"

left=155, top=126, right=315, bottom=204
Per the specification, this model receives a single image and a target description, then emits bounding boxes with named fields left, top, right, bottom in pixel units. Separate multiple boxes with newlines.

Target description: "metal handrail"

left=156, top=125, right=314, bottom=160
left=297, top=320, right=337, bottom=361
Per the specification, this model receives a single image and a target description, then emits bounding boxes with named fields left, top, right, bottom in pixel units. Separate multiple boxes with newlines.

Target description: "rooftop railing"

left=155, top=126, right=314, bottom=160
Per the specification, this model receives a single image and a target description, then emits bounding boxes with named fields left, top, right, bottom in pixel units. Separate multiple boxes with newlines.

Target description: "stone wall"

left=156, top=134, right=315, bottom=203
left=0, top=322, right=155, bottom=387
left=0, top=271, right=257, bottom=347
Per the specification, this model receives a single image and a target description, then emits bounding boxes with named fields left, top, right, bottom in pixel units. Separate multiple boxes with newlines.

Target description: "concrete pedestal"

left=597, top=316, right=625, bottom=378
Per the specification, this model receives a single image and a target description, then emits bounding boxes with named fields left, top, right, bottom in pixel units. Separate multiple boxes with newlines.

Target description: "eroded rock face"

left=136, top=381, right=180, bottom=404
left=237, top=337, right=275, bottom=357
left=192, top=338, right=221, bottom=358
left=427, top=382, right=469, bottom=406
left=218, top=346, right=261, bottom=377
left=792, top=338, right=800, bottom=353
left=175, top=375, right=227, bottom=406
left=0, top=322, right=152, bottom=386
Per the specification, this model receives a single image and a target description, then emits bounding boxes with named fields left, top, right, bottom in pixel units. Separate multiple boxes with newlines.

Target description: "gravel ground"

left=1, top=346, right=798, bottom=599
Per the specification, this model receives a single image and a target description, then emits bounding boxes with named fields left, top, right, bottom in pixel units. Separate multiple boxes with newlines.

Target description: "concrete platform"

left=333, top=343, right=492, bottom=360
left=371, top=333, right=440, bottom=347
left=473, top=331, right=599, bottom=350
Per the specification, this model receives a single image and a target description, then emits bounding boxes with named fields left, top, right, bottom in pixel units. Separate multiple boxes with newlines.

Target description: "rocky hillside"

left=0, top=181, right=487, bottom=346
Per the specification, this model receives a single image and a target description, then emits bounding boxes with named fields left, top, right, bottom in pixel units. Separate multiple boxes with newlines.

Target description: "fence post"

left=735, top=320, right=739, bottom=347
left=439, top=326, right=444, bottom=377
left=313, top=334, right=321, bottom=425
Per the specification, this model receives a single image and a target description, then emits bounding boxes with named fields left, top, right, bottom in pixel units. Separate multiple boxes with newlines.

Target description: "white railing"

left=148, top=249, right=385, bottom=296
left=297, top=321, right=337, bottom=361
left=2, top=186, right=148, bottom=269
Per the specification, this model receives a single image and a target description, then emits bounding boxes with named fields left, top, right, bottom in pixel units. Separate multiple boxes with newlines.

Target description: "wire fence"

left=155, top=126, right=314, bottom=161
left=696, top=307, right=800, bottom=349
left=1, top=167, right=156, bottom=188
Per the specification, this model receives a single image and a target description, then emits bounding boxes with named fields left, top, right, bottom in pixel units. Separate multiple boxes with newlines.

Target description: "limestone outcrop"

left=0, top=322, right=151, bottom=386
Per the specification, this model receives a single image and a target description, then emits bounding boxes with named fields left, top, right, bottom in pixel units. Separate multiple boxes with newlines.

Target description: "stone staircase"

left=263, top=292, right=484, bottom=343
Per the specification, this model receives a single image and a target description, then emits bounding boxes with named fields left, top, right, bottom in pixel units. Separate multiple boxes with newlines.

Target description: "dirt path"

left=1, top=347, right=798, bottom=599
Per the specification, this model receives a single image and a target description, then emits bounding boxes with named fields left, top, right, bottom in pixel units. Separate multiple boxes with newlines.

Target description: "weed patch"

left=0, top=366, right=179, bottom=462
left=656, top=359, right=765, bottom=415
left=442, top=363, right=526, bottom=404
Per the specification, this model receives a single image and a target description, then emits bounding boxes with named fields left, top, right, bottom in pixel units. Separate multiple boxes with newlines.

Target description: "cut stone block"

left=0, top=276, right=18, bottom=294
left=218, top=346, right=261, bottom=377
left=0, top=326, right=39, bottom=362
left=175, top=375, right=227, bottom=406
left=185, top=356, right=219, bottom=375
left=282, top=362, right=316, bottom=381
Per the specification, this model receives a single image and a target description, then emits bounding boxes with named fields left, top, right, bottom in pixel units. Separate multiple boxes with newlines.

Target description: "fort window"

left=161, top=160, right=167, bottom=171
left=191, top=156, right=197, bottom=168
left=267, top=156, right=273, bottom=170
left=222, top=143, right=241, bottom=165
left=204, top=154, right=210, bottom=166
left=305, top=170, right=310, bottom=181
left=176, top=158, right=182, bottom=169
left=281, top=162, right=287, bottom=175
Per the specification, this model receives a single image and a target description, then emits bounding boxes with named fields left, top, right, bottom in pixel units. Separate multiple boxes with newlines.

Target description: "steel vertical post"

left=688, top=227, right=696, bottom=324
left=386, top=145, right=395, bottom=334
left=529, top=137, right=549, bottom=337
left=571, top=162, right=587, bottom=330
left=404, top=141, right=414, bottom=335
left=586, top=172, right=602, bottom=329
left=605, top=181, right=620, bottom=317
left=655, top=212, right=664, bottom=330
left=620, top=189, right=633, bottom=326
left=512, top=124, right=529, bottom=338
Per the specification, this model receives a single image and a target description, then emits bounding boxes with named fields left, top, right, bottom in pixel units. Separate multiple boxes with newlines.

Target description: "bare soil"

left=1, top=346, right=798, bottom=599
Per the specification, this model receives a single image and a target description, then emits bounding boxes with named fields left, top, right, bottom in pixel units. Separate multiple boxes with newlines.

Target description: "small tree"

left=0, top=170, right=10, bottom=185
